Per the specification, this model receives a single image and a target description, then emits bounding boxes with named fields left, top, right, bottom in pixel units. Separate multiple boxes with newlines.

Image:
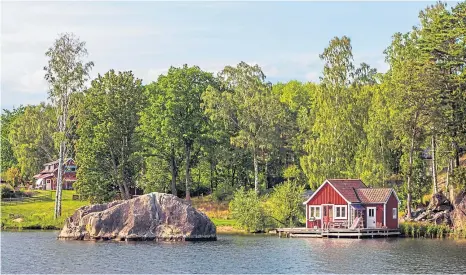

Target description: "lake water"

left=2, top=231, right=466, bottom=274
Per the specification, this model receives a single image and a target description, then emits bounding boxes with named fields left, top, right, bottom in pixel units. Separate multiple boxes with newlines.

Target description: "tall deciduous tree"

left=1, top=106, right=25, bottom=172
left=203, top=62, right=283, bottom=194
left=139, top=65, right=215, bottom=200
left=76, top=70, right=145, bottom=202
left=301, top=36, right=365, bottom=188
left=44, top=33, right=93, bottom=218
left=8, top=104, right=57, bottom=180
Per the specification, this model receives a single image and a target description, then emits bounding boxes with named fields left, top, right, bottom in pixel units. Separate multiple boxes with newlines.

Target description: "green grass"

left=1, top=190, right=88, bottom=230
left=211, top=218, right=237, bottom=227
left=1, top=191, right=239, bottom=231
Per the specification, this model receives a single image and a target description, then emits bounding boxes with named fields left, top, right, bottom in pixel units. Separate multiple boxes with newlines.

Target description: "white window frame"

left=333, top=205, right=347, bottom=219
left=309, top=206, right=321, bottom=219
left=392, top=208, right=397, bottom=219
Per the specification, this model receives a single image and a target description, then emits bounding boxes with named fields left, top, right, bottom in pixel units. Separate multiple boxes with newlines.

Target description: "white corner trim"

left=383, top=204, right=386, bottom=227
left=384, top=189, right=401, bottom=204
left=303, top=180, right=330, bottom=204
left=303, top=179, right=355, bottom=205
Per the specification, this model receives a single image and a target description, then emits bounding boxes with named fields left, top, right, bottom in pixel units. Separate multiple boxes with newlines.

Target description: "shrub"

left=264, top=180, right=305, bottom=228
left=229, top=187, right=265, bottom=232
left=212, top=183, right=235, bottom=202
left=1, top=184, right=15, bottom=198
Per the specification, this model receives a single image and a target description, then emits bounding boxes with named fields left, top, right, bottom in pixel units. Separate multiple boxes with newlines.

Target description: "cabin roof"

left=304, top=179, right=398, bottom=205
left=327, top=179, right=366, bottom=203
left=355, top=188, right=393, bottom=203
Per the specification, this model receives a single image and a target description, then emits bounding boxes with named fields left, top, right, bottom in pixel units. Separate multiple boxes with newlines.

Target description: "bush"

left=212, top=183, right=235, bottom=202
left=229, top=187, right=265, bottom=232
left=265, top=180, right=305, bottom=227
left=1, top=184, right=15, bottom=198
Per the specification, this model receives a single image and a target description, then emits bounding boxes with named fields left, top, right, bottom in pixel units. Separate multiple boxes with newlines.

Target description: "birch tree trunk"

left=431, top=135, right=438, bottom=194
left=253, top=148, right=259, bottom=194
left=54, top=141, right=65, bottom=219
left=406, top=126, right=416, bottom=220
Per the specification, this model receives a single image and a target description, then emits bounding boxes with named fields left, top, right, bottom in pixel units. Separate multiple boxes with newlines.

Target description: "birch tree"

left=44, top=33, right=93, bottom=218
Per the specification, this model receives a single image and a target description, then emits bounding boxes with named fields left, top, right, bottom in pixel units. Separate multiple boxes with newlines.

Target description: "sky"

left=0, top=1, right=452, bottom=110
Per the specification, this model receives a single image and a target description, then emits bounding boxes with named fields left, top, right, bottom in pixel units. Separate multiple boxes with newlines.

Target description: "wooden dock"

left=276, top=227, right=400, bottom=239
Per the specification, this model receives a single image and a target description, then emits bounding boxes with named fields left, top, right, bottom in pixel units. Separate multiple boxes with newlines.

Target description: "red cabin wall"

left=362, top=204, right=384, bottom=228
left=385, top=192, right=399, bottom=229
left=306, top=182, right=347, bottom=228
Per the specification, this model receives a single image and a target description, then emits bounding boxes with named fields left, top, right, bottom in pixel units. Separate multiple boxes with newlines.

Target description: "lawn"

left=1, top=191, right=239, bottom=231
left=1, top=190, right=89, bottom=230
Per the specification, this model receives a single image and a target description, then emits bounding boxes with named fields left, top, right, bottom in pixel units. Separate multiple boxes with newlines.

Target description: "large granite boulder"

left=58, top=192, right=216, bottom=241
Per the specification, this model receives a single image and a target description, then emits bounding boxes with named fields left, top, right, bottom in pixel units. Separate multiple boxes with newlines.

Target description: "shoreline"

left=2, top=226, right=463, bottom=239
left=0, top=225, right=247, bottom=234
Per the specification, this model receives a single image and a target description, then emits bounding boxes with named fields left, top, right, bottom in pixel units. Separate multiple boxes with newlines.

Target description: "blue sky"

left=1, top=1, right=451, bottom=110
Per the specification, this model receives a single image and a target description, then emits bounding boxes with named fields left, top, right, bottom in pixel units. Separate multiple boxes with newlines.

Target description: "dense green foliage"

left=7, top=104, right=57, bottom=180
left=2, top=2, right=465, bottom=224
left=265, top=180, right=305, bottom=227
left=229, top=187, right=265, bottom=232
left=75, top=70, right=145, bottom=203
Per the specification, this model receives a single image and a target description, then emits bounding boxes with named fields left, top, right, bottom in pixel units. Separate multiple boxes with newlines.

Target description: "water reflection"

left=2, top=231, right=466, bottom=274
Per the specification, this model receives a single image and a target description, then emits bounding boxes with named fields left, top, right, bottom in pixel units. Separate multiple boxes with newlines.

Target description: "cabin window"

left=392, top=208, right=397, bottom=219
left=309, top=206, right=321, bottom=219
left=46, top=179, right=51, bottom=184
left=334, top=205, right=347, bottom=219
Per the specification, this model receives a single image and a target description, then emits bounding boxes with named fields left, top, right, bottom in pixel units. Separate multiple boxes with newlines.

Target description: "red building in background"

left=33, top=158, right=77, bottom=190
left=303, top=179, right=400, bottom=230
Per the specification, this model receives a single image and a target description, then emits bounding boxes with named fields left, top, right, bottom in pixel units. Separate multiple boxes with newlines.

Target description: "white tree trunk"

left=431, top=135, right=438, bottom=194
left=54, top=141, right=65, bottom=219
left=253, top=150, right=259, bottom=194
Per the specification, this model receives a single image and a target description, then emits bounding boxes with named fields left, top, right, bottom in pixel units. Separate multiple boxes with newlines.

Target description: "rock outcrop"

left=58, top=193, right=216, bottom=241
left=410, top=191, right=453, bottom=225
left=451, top=191, right=466, bottom=233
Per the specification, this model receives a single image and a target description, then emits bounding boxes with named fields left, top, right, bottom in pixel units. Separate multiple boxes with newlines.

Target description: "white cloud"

left=144, top=68, right=169, bottom=83
left=19, top=70, right=48, bottom=94
left=305, top=72, right=321, bottom=82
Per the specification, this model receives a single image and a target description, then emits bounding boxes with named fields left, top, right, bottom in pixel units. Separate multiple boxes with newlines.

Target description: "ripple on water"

left=2, top=231, right=466, bottom=274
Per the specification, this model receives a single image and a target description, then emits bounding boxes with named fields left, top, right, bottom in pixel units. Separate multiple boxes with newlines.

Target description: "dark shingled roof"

left=327, top=179, right=366, bottom=203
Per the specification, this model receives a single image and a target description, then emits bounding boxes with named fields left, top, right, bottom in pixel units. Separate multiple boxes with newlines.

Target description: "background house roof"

left=355, top=188, right=393, bottom=203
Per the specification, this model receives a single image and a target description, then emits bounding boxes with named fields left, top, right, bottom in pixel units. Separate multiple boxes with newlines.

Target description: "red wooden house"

left=303, top=179, right=400, bottom=230
left=33, top=158, right=77, bottom=190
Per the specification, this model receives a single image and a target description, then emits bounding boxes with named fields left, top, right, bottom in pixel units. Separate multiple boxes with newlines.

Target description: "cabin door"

left=366, top=207, right=376, bottom=228
left=322, top=205, right=333, bottom=229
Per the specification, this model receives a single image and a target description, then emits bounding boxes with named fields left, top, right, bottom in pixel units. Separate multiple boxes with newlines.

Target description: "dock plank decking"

left=276, top=227, right=400, bottom=238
